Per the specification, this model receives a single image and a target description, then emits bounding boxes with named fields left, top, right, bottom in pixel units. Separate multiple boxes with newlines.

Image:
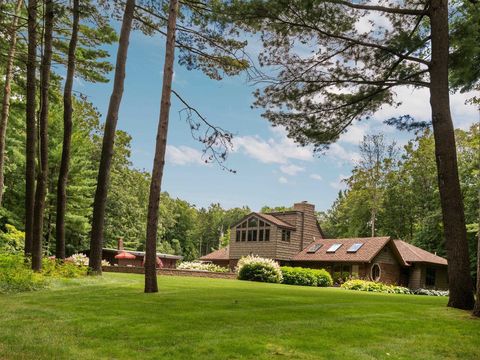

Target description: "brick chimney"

left=293, top=201, right=315, bottom=214
left=118, top=237, right=124, bottom=251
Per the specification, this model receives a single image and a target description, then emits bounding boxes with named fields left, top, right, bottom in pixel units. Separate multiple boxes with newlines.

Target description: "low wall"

left=102, top=266, right=237, bottom=280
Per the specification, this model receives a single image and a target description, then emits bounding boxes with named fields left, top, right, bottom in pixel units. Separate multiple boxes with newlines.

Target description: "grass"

left=0, top=273, right=479, bottom=360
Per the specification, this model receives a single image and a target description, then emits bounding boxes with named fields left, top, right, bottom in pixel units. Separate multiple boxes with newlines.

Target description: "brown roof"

left=230, top=212, right=296, bottom=230
left=293, top=237, right=391, bottom=263
left=256, top=213, right=296, bottom=230
left=393, top=240, right=447, bottom=266
left=199, top=246, right=230, bottom=261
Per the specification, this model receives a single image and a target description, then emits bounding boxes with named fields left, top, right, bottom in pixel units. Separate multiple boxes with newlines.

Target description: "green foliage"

left=0, top=254, right=48, bottom=293
left=341, top=279, right=411, bottom=295
left=237, top=255, right=283, bottom=283
left=281, top=266, right=333, bottom=287
left=41, top=258, right=88, bottom=278
left=0, top=223, right=24, bottom=254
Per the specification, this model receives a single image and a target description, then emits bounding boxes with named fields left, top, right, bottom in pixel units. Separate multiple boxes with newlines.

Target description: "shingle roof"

left=293, top=237, right=391, bottom=263
left=199, top=246, right=230, bottom=261
left=392, top=240, right=447, bottom=266
left=230, top=212, right=296, bottom=230
left=256, top=213, right=296, bottom=230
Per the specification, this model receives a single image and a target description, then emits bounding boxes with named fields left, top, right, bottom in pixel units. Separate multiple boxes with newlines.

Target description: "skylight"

left=307, top=244, right=322, bottom=253
left=347, top=243, right=364, bottom=253
left=326, top=244, right=342, bottom=253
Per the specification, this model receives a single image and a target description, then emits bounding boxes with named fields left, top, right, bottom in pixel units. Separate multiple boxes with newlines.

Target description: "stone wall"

left=102, top=266, right=237, bottom=280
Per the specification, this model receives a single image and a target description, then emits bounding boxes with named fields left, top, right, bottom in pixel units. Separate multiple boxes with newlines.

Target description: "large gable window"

left=235, top=216, right=270, bottom=242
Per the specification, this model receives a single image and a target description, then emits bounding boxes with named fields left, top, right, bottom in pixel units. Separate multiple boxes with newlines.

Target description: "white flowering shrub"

left=177, top=261, right=229, bottom=273
left=101, top=259, right=111, bottom=267
left=66, top=253, right=89, bottom=266
left=237, top=255, right=283, bottom=283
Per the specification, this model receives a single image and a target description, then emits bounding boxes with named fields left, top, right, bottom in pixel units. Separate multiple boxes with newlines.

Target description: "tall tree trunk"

left=429, top=0, right=474, bottom=310
left=0, top=0, right=22, bottom=206
left=32, top=0, right=54, bottom=271
left=88, top=0, right=135, bottom=274
left=55, top=0, right=79, bottom=260
left=473, top=226, right=480, bottom=317
left=144, top=0, right=178, bottom=293
left=25, top=0, right=38, bottom=257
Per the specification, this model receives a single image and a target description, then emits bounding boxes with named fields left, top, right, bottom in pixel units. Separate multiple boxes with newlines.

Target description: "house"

left=84, top=238, right=182, bottom=269
left=200, top=201, right=448, bottom=289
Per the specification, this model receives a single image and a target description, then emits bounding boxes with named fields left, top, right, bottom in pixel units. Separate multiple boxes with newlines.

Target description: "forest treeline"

left=320, top=127, right=479, bottom=277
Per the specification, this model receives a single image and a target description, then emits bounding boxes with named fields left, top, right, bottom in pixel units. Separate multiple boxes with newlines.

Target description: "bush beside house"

left=281, top=266, right=333, bottom=287
left=237, top=255, right=283, bottom=283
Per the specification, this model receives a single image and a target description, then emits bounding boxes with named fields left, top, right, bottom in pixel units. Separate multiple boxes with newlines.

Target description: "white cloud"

left=338, top=121, right=369, bottom=145
left=166, top=145, right=205, bottom=166
left=325, top=143, right=361, bottom=164
left=278, top=176, right=288, bottom=184
left=233, top=126, right=313, bottom=164
left=310, top=174, right=323, bottom=181
left=329, top=174, right=349, bottom=190
left=280, top=164, right=305, bottom=176
left=374, top=87, right=479, bottom=130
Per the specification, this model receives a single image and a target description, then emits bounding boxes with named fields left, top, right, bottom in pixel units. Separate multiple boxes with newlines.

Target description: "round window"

left=371, top=263, right=381, bottom=281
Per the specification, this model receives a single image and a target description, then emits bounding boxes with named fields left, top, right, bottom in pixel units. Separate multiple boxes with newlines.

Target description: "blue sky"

left=78, top=27, right=479, bottom=213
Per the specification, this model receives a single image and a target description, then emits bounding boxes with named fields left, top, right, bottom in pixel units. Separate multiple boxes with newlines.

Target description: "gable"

left=231, top=212, right=295, bottom=230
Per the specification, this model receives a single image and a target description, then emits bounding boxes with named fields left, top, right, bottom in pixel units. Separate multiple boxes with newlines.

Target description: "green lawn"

left=0, top=273, right=479, bottom=360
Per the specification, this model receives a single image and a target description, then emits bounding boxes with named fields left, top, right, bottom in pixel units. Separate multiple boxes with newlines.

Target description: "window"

left=307, top=243, right=322, bottom=253
left=426, top=267, right=436, bottom=287
left=347, top=243, right=363, bottom=253
left=281, top=230, right=291, bottom=242
left=235, top=215, right=271, bottom=244
left=326, top=244, right=342, bottom=253
left=371, top=263, right=381, bottom=281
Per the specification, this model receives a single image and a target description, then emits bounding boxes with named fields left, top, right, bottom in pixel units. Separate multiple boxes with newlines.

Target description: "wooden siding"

left=368, top=244, right=402, bottom=284
left=228, top=219, right=278, bottom=259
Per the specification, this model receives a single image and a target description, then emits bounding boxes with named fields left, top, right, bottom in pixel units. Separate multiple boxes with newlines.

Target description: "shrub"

left=237, top=255, right=283, bottom=283
left=42, top=258, right=88, bottom=278
left=0, top=254, right=48, bottom=293
left=413, top=288, right=449, bottom=296
left=281, top=266, right=317, bottom=286
left=177, top=261, right=229, bottom=273
left=281, top=267, right=333, bottom=287
left=341, top=279, right=411, bottom=294
left=66, top=253, right=89, bottom=266
left=0, top=224, right=25, bottom=254
left=312, top=269, right=333, bottom=287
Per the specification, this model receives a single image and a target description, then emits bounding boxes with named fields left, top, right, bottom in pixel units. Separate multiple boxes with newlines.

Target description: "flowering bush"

left=177, top=261, right=229, bottom=273
left=237, top=255, right=283, bottom=283
left=66, top=253, right=89, bottom=266
left=413, top=288, right=449, bottom=296
left=101, top=259, right=111, bottom=267
left=341, top=279, right=411, bottom=294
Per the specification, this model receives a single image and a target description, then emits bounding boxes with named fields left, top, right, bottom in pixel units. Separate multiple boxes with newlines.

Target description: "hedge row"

left=281, top=266, right=332, bottom=287
left=236, top=256, right=332, bottom=287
